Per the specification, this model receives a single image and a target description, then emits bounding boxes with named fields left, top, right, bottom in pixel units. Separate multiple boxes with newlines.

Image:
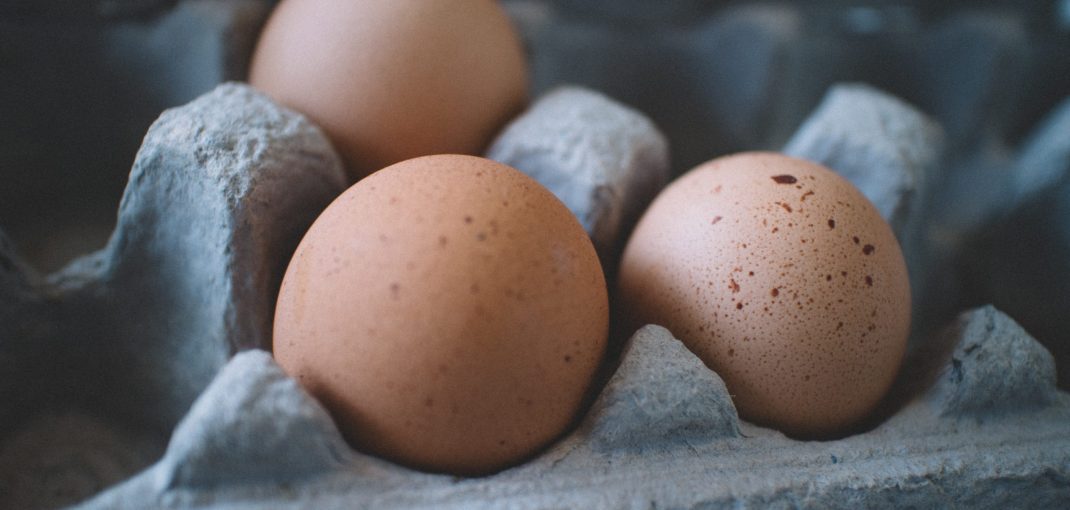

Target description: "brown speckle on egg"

left=618, top=152, right=911, bottom=439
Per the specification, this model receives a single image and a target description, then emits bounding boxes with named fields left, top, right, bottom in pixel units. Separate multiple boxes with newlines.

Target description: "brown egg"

left=248, top=0, right=529, bottom=181
left=618, top=152, right=910, bottom=438
left=273, top=155, right=608, bottom=476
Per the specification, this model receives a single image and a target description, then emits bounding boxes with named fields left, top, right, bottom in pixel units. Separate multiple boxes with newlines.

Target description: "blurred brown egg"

left=272, top=155, right=608, bottom=476
left=618, top=152, right=910, bottom=438
left=249, top=0, right=529, bottom=181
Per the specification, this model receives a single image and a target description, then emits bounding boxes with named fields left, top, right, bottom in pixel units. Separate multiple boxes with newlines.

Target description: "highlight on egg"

left=272, top=154, right=609, bottom=476
left=618, top=152, right=911, bottom=438
left=248, top=0, right=529, bottom=182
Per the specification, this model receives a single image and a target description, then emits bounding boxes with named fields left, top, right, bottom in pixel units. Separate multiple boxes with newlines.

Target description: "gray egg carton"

left=2, top=1, right=1070, bottom=509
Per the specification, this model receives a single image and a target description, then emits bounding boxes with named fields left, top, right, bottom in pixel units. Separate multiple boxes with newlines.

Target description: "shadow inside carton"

left=0, top=408, right=166, bottom=510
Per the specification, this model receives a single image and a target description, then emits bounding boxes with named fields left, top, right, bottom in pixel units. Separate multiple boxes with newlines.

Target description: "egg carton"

left=2, top=1, right=1070, bottom=509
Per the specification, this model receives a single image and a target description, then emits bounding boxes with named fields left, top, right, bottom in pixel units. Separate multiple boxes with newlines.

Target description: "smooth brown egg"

left=618, top=152, right=910, bottom=438
left=273, top=155, right=608, bottom=476
left=248, top=0, right=529, bottom=181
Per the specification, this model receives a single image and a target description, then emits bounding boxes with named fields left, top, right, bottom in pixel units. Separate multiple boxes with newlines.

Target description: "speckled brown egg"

left=618, top=152, right=910, bottom=438
left=272, top=154, right=608, bottom=476
left=248, top=0, right=529, bottom=182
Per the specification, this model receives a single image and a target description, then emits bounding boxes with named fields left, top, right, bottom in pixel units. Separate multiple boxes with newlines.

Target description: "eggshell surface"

left=273, top=155, right=608, bottom=476
left=618, top=152, right=910, bottom=438
left=249, top=0, right=529, bottom=181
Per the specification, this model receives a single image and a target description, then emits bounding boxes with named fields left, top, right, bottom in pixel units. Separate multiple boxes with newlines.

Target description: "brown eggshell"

left=249, top=0, right=529, bottom=181
left=618, top=152, right=910, bottom=438
left=273, top=155, right=608, bottom=476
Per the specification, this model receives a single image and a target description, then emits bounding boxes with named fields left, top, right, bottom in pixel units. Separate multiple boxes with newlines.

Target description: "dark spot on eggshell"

left=390, top=283, right=400, bottom=299
left=711, top=215, right=723, bottom=225
left=828, top=219, right=835, bottom=229
left=865, top=276, right=873, bottom=286
left=736, top=302, right=744, bottom=310
left=801, top=191, right=815, bottom=201
left=729, top=279, right=740, bottom=293
left=777, top=202, right=793, bottom=213
left=564, top=355, right=572, bottom=363
left=771, top=288, right=780, bottom=297
left=464, top=215, right=473, bottom=224
left=772, top=174, right=797, bottom=184
left=863, top=244, right=875, bottom=255
left=424, top=397, right=434, bottom=408
left=438, top=235, right=448, bottom=247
